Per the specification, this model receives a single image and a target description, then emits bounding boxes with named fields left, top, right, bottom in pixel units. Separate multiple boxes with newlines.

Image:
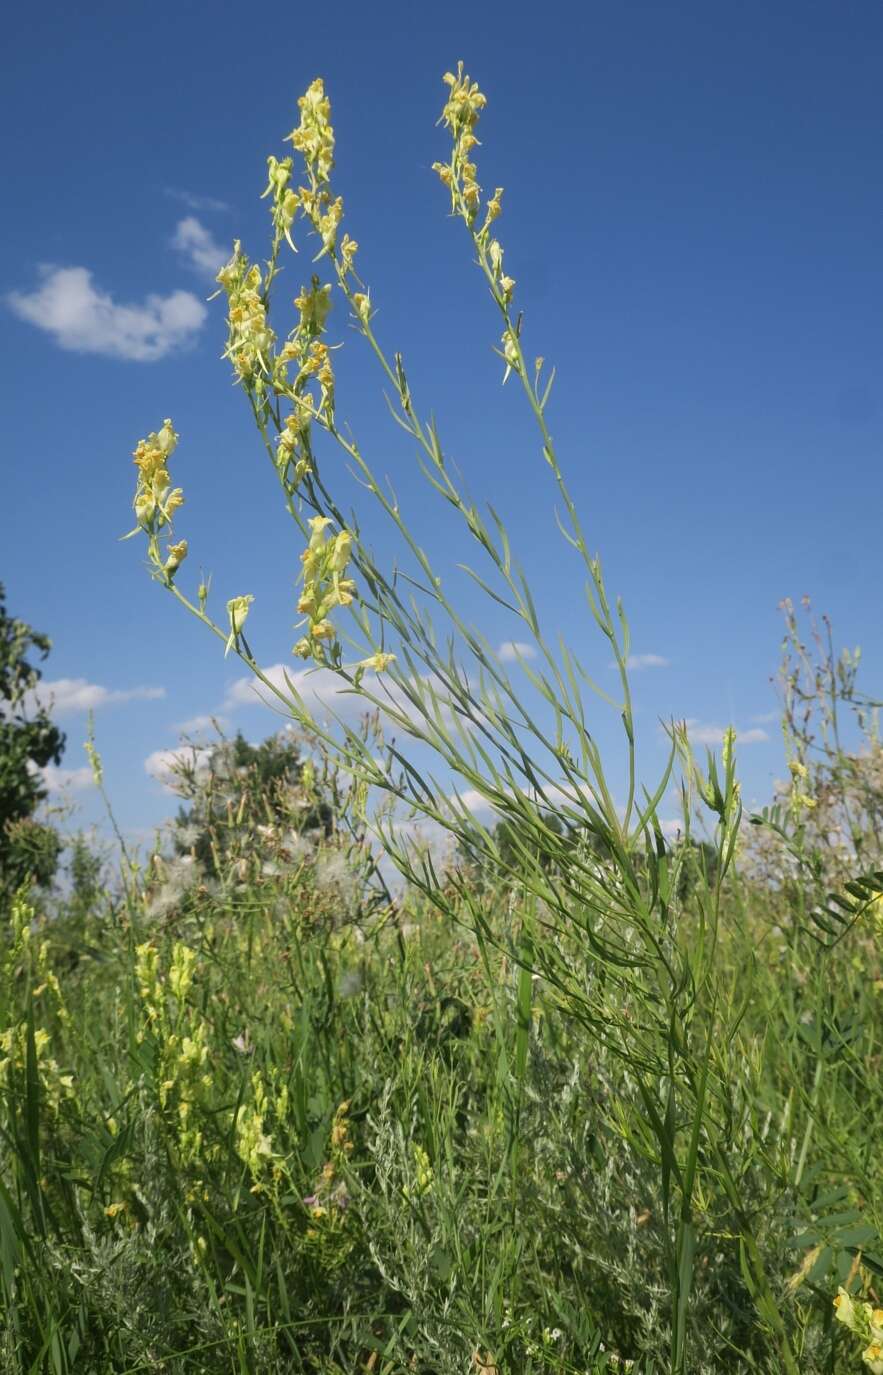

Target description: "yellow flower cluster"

left=261, top=154, right=299, bottom=246
left=0, top=1024, right=74, bottom=1107
left=135, top=941, right=213, bottom=1164
left=273, top=279, right=338, bottom=483
left=403, top=1143, right=434, bottom=1201
left=294, top=516, right=356, bottom=660
left=131, top=420, right=188, bottom=576
left=432, top=64, right=489, bottom=225
left=431, top=66, right=518, bottom=332
left=286, top=77, right=335, bottom=184
left=216, top=243, right=276, bottom=383
left=834, top=1288, right=883, bottom=1373
left=235, top=1072, right=277, bottom=1180
left=787, top=758, right=817, bottom=816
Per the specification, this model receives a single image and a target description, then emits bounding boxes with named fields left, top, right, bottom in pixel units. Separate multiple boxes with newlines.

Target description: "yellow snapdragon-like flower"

left=359, top=652, right=396, bottom=673
left=294, top=279, right=333, bottom=333
left=833, top=1289, right=883, bottom=1373
left=164, top=539, right=188, bottom=577
left=225, top=594, right=254, bottom=657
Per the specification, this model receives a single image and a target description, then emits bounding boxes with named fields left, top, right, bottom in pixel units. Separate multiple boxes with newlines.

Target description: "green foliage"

left=169, top=728, right=335, bottom=876
left=112, top=66, right=883, bottom=1374
left=0, top=733, right=881, bottom=1372
left=0, top=583, right=65, bottom=896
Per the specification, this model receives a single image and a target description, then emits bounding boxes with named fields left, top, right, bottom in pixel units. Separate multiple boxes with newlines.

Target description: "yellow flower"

left=340, top=233, right=358, bottom=270
left=164, top=487, right=185, bottom=519
left=352, top=292, right=371, bottom=323
left=359, top=652, right=396, bottom=673
left=105, top=1201, right=127, bottom=1219
left=225, top=594, right=254, bottom=656
left=293, top=636, right=313, bottom=659
left=863, top=1343, right=883, bottom=1375
left=164, top=539, right=188, bottom=575
left=329, top=530, right=352, bottom=572
left=308, top=514, right=333, bottom=543
left=311, top=619, right=336, bottom=641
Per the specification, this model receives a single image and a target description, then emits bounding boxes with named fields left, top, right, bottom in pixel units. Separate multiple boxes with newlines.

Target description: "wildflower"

left=311, top=618, right=336, bottom=640
left=359, top=651, right=396, bottom=672
left=339, top=233, right=358, bottom=271
left=286, top=77, right=335, bottom=184
left=235, top=1104, right=274, bottom=1176
left=262, top=154, right=293, bottom=200
left=864, top=1344, right=883, bottom=1374
left=293, top=636, right=312, bottom=659
left=225, top=595, right=254, bottom=657
left=169, top=942, right=197, bottom=1001
left=500, top=329, right=520, bottom=383
left=329, top=529, right=352, bottom=571
left=105, top=1201, right=126, bottom=1219
left=164, top=539, right=188, bottom=577
left=352, top=292, right=371, bottom=323
left=485, top=187, right=503, bottom=222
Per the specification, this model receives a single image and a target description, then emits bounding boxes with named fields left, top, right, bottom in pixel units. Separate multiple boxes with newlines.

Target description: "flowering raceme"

left=294, top=517, right=356, bottom=661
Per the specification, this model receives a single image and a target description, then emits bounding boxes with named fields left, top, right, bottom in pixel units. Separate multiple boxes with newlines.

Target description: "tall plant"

left=125, top=66, right=811, bottom=1370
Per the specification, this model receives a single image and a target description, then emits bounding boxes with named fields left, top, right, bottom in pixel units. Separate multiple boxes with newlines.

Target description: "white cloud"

left=37, top=764, right=94, bottom=793
left=27, top=678, right=165, bottom=717
left=165, top=187, right=230, bottom=214
left=145, top=745, right=210, bottom=793
left=625, top=653, right=670, bottom=670
left=682, top=720, right=769, bottom=747
left=175, top=712, right=231, bottom=736
left=223, top=663, right=465, bottom=734
left=7, top=266, right=206, bottom=361
left=750, top=710, right=779, bottom=725
left=172, top=216, right=229, bottom=277
left=498, top=640, right=537, bottom=663
left=447, top=787, right=498, bottom=816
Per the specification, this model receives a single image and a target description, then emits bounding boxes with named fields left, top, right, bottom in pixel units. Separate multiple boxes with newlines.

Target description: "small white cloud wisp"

left=497, top=640, right=537, bottom=663
left=172, top=217, right=229, bottom=277
left=26, top=678, right=166, bottom=717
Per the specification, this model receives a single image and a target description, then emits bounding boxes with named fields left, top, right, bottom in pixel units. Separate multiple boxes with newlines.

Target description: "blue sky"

left=3, top=0, right=881, bottom=846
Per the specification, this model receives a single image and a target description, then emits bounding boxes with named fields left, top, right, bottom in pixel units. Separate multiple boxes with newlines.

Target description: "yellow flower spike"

left=225, top=594, right=254, bottom=657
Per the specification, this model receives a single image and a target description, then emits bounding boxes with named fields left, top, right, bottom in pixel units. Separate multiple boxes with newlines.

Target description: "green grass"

left=1, top=758, right=881, bottom=1372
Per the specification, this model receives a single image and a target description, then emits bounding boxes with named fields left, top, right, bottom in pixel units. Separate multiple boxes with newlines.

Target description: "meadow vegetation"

left=2, top=65, right=882, bottom=1374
